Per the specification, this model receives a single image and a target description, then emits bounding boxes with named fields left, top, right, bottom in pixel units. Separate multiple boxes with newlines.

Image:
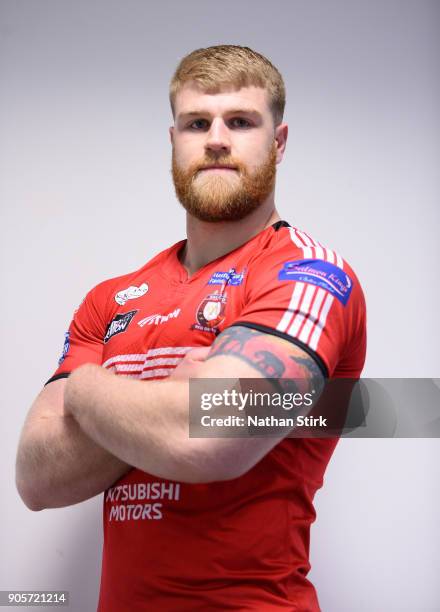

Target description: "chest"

left=101, top=267, right=247, bottom=373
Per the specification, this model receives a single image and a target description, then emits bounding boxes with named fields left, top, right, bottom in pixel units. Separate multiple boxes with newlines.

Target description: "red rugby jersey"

left=49, top=221, right=366, bottom=611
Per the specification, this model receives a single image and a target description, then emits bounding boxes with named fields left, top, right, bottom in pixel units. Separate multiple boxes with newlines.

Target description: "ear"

left=274, top=123, right=288, bottom=164
left=169, top=126, right=174, bottom=145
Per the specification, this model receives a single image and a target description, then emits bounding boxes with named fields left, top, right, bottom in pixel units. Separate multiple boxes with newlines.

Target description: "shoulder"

left=247, top=223, right=365, bottom=308
left=264, top=224, right=348, bottom=268
left=253, top=223, right=359, bottom=271
left=280, top=225, right=361, bottom=287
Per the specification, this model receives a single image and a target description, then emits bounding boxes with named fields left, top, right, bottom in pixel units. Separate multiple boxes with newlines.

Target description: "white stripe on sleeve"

left=276, top=282, right=305, bottom=332
left=309, top=293, right=334, bottom=351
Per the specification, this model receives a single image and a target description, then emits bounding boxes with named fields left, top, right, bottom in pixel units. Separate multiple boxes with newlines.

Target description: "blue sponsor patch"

left=58, top=331, right=70, bottom=365
left=278, top=259, right=353, bottom=305
left=208, top=269, right=244, bottom=286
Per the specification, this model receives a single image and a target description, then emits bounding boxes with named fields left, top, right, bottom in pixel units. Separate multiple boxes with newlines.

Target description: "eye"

left=229, top=117, right=252, bottom=129
left=188, top=119, right=209, bottom=130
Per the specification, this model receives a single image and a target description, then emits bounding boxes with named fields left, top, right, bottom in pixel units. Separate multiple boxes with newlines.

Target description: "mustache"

left=193, top=158, right=244, bottom=173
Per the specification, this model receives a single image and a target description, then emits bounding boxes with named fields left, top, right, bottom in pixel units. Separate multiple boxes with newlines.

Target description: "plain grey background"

left=1, top=1, right=439, bottom=610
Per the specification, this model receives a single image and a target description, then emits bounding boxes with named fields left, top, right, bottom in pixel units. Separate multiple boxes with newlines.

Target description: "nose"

left=205, top=118, right=231, bottom=155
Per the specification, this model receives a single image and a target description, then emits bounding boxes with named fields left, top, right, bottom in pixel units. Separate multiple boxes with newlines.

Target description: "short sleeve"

left=230, top=249, right=366, bottom=378
left=46, top=284, right=107, bottom=384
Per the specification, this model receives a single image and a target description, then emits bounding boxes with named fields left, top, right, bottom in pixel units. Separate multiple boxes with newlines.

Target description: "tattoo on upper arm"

left=207, top=325, right=324, bottom=393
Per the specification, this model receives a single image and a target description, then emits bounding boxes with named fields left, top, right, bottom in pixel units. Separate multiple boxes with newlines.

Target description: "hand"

left=168, top=347, right=211, bottom=381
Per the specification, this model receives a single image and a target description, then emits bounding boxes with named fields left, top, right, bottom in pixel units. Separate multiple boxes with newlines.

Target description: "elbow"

left=186, top=463, right=250, bottom=484
left=22, top=497, right=45, bottom=512
left=177, top=446, right=254, bottom=484
left=148, top=437, right=260, bottom=484
left=15, top=454, right=47, bottom=511
left=15, top=474, right=46, bottom=511
left=205, top=462, right=251, bottom=483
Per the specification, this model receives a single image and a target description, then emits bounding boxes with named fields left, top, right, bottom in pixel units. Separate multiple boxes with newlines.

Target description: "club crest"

left=191, top=292, right=227, bottom=334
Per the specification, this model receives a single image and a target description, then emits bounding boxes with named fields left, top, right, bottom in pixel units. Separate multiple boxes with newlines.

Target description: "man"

left=16, top=45, right=366, bottom=611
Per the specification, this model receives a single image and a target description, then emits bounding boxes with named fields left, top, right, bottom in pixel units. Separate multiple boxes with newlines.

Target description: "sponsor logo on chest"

left=138, top=308, right=181, bottom=327
left=104, top=310, right=138, bottom=343
left=115, top=283, right=149, bottom=306
left=208, top=268, right=245, bottom=287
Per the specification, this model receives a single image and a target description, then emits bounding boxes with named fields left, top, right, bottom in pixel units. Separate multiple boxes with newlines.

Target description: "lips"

left=199, top=165, right=238, bottom=171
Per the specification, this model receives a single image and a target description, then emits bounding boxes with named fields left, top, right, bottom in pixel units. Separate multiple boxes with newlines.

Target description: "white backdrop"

left=1, top=1, right=439, bottom=610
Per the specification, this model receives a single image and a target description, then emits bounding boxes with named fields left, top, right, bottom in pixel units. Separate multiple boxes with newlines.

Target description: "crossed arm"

left=16, top=326, right=323, bottom=510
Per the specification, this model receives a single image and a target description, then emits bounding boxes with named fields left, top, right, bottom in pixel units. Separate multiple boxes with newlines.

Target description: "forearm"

left=62, top=327, right=324, bottom=486
left=65, top=364, right=275, bottom=483
left=65, top=365, right=203, bottom=482
left=16, top=413, right=131, bottom=511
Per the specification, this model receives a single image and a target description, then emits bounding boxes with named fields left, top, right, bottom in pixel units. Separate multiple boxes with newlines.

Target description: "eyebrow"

left=177, top=109, right=262, bottom=121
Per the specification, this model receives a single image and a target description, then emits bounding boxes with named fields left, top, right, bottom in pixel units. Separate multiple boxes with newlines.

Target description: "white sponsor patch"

left=115, top=282, right=148, bottom=306
left=138, top=308, right=181, bottom=327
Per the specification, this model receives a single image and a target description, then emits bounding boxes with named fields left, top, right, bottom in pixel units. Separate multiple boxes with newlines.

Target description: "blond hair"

left=170, top=45, right=286, bottom=126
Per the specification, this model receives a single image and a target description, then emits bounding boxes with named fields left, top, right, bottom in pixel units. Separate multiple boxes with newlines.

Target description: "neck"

left=180, top=194, right=281, bottom=276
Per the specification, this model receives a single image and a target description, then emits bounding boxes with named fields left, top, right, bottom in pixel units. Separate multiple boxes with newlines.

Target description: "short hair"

left=170, top=45, right=286, bottom=126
